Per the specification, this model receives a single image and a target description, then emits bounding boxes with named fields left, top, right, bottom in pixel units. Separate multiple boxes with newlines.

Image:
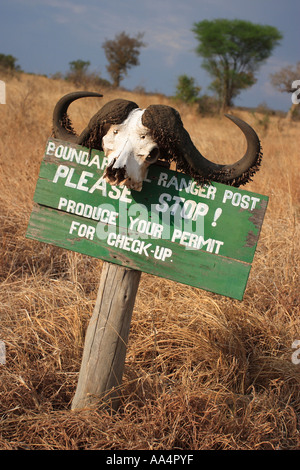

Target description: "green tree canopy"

left=0, top=53, right=21, bottom=73
left=68, top=59, right=91, bottom=75
left=192, top=19, right=282, bottom=112
left=102, top=32, right=146, bottom=88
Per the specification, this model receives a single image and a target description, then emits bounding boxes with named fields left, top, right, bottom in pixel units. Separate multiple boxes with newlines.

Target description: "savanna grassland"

left=0, top=73, right=299, bottom=450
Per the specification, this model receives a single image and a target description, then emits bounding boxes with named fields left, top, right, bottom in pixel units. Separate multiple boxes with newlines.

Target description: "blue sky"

left=1, top=0, right=299, bottom=111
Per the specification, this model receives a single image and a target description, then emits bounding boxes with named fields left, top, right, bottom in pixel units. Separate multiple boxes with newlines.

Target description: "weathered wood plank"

left=71, top=262, right=141, bottom=410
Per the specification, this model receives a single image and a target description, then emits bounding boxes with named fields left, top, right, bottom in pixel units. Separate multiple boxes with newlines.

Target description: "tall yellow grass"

left=0, top=74, right=299, bottom=450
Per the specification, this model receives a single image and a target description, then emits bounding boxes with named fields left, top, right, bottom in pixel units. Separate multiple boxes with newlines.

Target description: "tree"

left=102, top=32, right=146, bottom=88
left=66, top=59, right=91, bottom=86
left=270, top=62, right=300, bottom=120
left=192, top=19, right=282, bottom=112
left=69, top=59, right=90, bottom=74
left=174, top=75, right=201, bottom=104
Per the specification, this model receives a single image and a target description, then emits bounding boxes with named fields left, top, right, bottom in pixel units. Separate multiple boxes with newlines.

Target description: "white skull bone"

left=102, top=108, right=159, bottom=191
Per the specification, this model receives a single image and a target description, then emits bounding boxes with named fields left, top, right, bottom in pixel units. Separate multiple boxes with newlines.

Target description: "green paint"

left=26, top=138, right=268, bottom=300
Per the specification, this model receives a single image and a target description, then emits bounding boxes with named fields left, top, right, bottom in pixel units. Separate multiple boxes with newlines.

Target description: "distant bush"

left=174, top=74, right=201, bottom=104
left=173, top=75, right=219, bottom=115
left=65, top=60, right=91, bottom=86
left=67, top=72, right=111, bottom=90
left=0, top=53, right=21, bottom=77
left=50, top=72, right=64, bottom=81
left=197, top=94, right=219, bottom=115
left=289, top=105, right=300, bottom=121
left=252, top=102, right=273, bottom=132
left=64, top=59, right=111, bottom=90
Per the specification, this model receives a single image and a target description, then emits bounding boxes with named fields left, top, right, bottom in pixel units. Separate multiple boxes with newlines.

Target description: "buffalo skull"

left=101, top=108, right=160, bottom=190
left=52, top=91, right=262, bottom=190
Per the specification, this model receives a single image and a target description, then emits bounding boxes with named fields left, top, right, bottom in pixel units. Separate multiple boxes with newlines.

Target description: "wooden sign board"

left=26, top=138, right=268, bottom=300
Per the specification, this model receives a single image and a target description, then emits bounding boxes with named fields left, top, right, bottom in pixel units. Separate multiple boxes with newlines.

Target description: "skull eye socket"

left=146, top=147, right=159, bottom=163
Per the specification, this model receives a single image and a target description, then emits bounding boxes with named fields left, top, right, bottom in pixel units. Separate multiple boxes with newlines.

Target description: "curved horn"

left=223, top=114, right=262, bottom=181
left=186, top=114, right=263, bottom=187
left=52, top=91, right=103, bottom=143
left=142, top=105, right=262, bottom=187
left=52, top=92, right=139, bottom=150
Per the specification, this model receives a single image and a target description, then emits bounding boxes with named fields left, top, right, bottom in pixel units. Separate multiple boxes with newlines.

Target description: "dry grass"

left=0, top=74, right=299, bottom=450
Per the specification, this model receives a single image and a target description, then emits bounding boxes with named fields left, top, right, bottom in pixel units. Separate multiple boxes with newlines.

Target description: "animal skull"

left=52, top=91, right=262, bottom=191
left=102, top=109, right=159, bottom=191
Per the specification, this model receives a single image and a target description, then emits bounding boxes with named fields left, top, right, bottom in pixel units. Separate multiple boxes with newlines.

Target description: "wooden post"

left=71, top=261, right=141, bottom=411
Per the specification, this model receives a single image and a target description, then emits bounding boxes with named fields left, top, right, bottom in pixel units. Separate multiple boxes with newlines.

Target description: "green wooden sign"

left=26, top=138, right=268, bottom=300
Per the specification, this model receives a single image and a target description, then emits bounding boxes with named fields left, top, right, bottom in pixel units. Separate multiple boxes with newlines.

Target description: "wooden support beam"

left=71, top=262, right=141, bottom=411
